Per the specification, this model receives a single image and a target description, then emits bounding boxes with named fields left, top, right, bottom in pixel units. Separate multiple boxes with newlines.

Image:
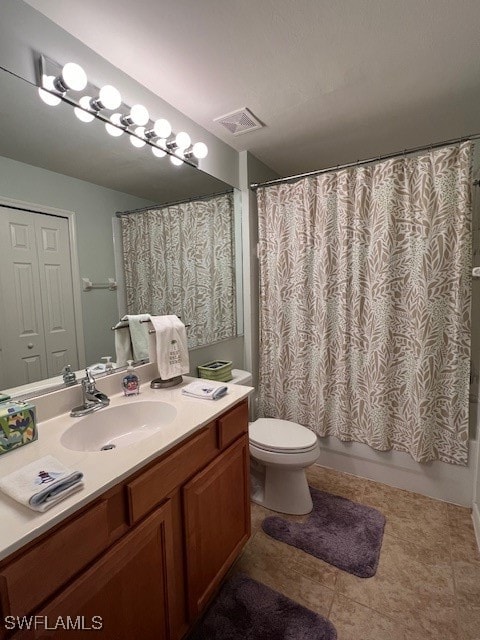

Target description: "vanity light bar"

left=36, top=55, right=208, bottom=167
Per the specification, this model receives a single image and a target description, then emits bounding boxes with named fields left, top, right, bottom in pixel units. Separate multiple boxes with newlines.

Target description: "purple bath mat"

left=188, top=573, right=337, bottom=640
left=262, top=487, right=385, bottom=578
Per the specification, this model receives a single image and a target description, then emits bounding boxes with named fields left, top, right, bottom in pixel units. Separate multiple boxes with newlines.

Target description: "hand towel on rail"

left=114, top=320, right=133, bottom=366
left=123, top=314, right=151, bottom=362
left=150, top=315, right=190, bottom=380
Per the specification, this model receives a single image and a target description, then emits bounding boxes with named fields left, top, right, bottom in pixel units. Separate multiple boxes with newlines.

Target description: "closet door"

left=0, top=206, right=79, bottom=388
left=34, top=214, right=78, bottom=378
left=0, top=207, right=48, bottom=387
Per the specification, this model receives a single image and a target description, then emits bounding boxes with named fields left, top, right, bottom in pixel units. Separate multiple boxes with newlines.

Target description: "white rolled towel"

left=0, top=455, right=84, bottom=512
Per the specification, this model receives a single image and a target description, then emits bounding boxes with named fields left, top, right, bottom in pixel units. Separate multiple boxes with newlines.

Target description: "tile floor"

left=231, top=465, right=480, bottom=640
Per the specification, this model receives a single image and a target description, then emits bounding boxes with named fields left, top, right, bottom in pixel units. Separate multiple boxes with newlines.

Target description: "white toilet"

left=231, top=369, right=320, bottom=515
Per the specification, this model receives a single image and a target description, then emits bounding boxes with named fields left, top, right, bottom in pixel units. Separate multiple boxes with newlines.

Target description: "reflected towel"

left=150, top=315, right=190, bottom=380
left=123, top=314, right=151, bottom=362
left=114, top=321, right=133, bottom=366
left=0, top=455, right=84, bottom=512
left=181, top=380, right=228, bottom=400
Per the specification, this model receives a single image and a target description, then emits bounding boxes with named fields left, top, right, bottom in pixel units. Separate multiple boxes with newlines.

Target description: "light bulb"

left=170, top=150, right=184, bottom=166
left=38, top=75, right=61, bottom=106
left=192, top=142, right=208, bottom=159
left=98, top=85, right=121, bottom=110
left=61, top=62, right=87, bottom=91
left=74, top=96, right=95, bottom=122
left=130, top=104, right=149, bottom=126
left=175, top=131, right=191, bottom=150
left=152, top=139, right=167, bottom=157
left=152, top=146, right=166, bottom=158
left=130, top=127, right=146, bottom=148
left=153, top=118, right=171, bottom=139
left=105, top=113, right=124, bottom=137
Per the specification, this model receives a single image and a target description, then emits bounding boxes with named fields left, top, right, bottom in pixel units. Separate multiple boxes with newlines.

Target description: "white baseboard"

left=314, top=436, right=477, bottom=506
left=473, top=503, right=480, bottom=553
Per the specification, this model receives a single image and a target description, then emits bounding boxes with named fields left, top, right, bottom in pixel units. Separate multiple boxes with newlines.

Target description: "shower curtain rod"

left=115, top=188, right=234, bottom=217
left=250, top=132, right=480, bottom=190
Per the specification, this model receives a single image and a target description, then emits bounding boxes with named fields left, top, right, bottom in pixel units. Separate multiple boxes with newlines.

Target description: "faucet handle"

left=82, top=368, right=96, bottom=393
left=62, top=365, right=77, bottom=386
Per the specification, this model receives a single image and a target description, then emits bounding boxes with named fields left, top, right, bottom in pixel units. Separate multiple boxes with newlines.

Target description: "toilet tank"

left=230, top=369, right=253, bottom=386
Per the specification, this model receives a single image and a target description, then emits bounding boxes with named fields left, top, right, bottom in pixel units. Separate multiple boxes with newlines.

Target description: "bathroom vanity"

left=0, top=381, right=251, bottom=639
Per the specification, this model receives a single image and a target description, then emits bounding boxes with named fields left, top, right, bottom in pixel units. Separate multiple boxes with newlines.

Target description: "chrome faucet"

left=70, top=369, right=110, bottom=417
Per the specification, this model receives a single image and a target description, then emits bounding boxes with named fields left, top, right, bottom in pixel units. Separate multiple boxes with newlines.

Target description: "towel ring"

left=150, top=375, right=183, bottom=389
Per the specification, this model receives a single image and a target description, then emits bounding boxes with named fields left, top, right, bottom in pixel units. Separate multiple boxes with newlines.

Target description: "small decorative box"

left=197, top=360, right=233, bottom=382
left=0, top=401, right=37, bottom=456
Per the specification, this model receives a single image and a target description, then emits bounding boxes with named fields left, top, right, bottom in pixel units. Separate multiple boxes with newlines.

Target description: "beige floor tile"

left=307, top=465, right=367, bottom=501
left=239, top=529, right=338, bottom=589
left=336, top=533, right=458, bottom=639
left=448, top=505, right=480, bottom=564
left=250, top=502, right=273, bottom=534
left=234, top=532, right=335, bottom=617
left=457, top=605, right=480, bottom=640
left=329, top=593, right=407, bottom=640
left=361, top=481, right=450, bottom=551
left=453, top=561, right=480, bottom=606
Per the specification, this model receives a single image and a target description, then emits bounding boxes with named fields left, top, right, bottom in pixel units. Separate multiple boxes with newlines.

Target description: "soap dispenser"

left=122, top=360, right=139, bottom=396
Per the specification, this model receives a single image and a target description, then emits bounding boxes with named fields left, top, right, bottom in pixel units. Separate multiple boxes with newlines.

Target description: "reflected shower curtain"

left=257, top=143, right=472, bottom=464
left=121, top=192, right=236, bottom=348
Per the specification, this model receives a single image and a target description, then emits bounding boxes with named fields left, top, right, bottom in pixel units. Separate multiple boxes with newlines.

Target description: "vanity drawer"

left=217, top=401, right=248, bottom=450
left=0, top=499, right=109, bottom=617
left=127, top=422, right=218, bottom=524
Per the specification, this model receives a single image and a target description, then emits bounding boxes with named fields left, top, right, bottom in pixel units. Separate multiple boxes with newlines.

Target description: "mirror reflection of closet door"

left=0, top=206, right=79, bottom=390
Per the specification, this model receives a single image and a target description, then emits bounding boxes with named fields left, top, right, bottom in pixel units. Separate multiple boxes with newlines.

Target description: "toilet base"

left=252, top=465, right=313, bottom=515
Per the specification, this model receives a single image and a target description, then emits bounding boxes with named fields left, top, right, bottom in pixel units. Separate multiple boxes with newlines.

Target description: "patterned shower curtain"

left=121, top=192, right=236, bottom=348
left=257, top=143, right=472, bottom=464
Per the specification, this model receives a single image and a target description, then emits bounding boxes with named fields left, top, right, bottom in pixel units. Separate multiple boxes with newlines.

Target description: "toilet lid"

left=249, top=418, right=318, bottom=453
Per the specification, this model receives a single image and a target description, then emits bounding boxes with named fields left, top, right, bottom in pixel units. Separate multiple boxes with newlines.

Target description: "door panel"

left=35, top=215, right=78, bottom=377
left=0, top=208, right=48, bottom=386
left=183, top=436, right=250, bottom=618
left=13, top=503, right=173, bottom=640
left=0, top=206, right=79, bottom=387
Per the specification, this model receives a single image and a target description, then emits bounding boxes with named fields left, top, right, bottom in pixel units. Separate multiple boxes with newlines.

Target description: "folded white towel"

left=124, top=314, right=151, bottom=362
left=114, top=321, right=133, bottom=367
left=0, top=455, right=84, bottom=512
left=182, top=380, right=228, bottom=400
left=150, top=315, right=190, bottom=380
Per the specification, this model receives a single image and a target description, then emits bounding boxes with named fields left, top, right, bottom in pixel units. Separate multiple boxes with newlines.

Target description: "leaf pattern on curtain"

left=257, top=143, right=472, bottom=465
left=121, top=192, right=236, bottom=348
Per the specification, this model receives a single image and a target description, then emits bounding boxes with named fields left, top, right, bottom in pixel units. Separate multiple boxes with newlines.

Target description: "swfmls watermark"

left=3, top=615, right=103, bottom=631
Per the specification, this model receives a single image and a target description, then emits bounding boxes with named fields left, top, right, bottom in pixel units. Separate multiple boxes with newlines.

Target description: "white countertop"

left=0, top=377, right=252, bottom=561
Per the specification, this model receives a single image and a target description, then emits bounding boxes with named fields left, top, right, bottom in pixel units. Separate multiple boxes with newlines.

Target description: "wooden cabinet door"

left=13, top=501, right=175, bottom=640
left=183, top=436, right=250, bottom=619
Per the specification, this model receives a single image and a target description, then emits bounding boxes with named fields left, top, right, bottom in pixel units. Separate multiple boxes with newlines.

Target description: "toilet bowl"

left=231, top=369, right=320, bottom=515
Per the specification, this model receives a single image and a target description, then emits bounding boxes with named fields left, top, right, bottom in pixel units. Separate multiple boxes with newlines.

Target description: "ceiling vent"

left=214, top=108, right=263, bottom=136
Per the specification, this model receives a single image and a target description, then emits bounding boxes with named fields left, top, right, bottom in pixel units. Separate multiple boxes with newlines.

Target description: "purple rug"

left=188, top=573, right=337, bottom=640
left=262, top=487, right=385, bottom=578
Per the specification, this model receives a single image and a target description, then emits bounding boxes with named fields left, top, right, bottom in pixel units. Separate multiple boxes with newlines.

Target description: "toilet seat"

left=249, top=418, right=317, bottom=454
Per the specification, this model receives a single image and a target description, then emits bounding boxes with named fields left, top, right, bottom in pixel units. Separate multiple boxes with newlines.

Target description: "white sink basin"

left=60, top=401, right=177, bottom=452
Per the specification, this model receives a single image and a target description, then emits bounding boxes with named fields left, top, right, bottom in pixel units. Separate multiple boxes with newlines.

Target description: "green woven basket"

left=197, top=360, right=233, bottom=382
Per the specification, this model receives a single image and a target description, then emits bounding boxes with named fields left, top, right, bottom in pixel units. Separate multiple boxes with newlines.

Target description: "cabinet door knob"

left=27, top=342, right=34, bottom=349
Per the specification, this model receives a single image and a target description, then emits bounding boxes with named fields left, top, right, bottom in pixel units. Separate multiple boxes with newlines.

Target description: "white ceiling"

left=24, top=0, right=480, bottom=177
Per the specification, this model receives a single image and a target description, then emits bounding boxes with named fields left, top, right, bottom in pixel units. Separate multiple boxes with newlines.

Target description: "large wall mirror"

left=0, top=68, right=242, bottom=398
